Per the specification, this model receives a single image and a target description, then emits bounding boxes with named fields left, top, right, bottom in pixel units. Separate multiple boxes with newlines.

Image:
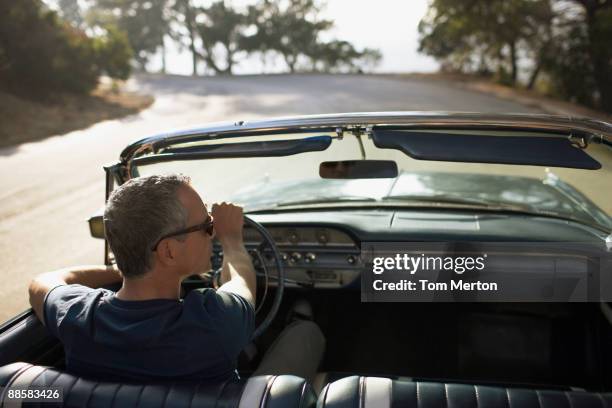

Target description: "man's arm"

left=28, top=265, right=122, bottom=325
left=212, top=203, right=257, bottom=307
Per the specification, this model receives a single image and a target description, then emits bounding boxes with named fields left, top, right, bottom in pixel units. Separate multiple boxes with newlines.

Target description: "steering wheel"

left=204, top=215, right=285, bottom=340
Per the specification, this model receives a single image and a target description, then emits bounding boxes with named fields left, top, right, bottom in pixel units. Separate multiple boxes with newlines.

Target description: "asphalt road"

left=0, top=73, right=590, bottom=323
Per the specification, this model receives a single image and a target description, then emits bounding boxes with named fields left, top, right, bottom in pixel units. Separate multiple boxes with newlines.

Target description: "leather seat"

left=0, top=362, right=316, bottom=407
left=318, top=376, right=612, bottom=408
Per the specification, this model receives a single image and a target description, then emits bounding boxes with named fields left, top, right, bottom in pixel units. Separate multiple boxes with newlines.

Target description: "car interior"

left=1, top=114, right=611, bottom=407
left=2, top=210, right=612, bottom=407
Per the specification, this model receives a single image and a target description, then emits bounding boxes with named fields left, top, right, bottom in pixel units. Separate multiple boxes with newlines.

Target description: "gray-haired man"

left=28, top=174, right=325, bottom=383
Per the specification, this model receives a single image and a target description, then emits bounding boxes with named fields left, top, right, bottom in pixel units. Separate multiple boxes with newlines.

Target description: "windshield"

left=133, top=129, right=612, bottom=232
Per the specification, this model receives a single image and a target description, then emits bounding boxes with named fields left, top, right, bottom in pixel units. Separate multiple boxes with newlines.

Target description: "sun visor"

left=372, top=130, right=601, bottom=169
left=132, top=135, right=332, bottom=166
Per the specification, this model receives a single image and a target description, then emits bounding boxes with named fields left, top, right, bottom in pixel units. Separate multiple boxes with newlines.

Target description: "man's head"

left=103, top=174, right=213, bottom=280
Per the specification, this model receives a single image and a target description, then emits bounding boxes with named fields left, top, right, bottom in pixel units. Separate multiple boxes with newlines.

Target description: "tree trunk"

left=586, top=11, right=612, bottom=111
left=527, top=60, right=541, bottom=90
left=225, top=44, right=233, bottom=75
left=577, top=0, right=612, bottom=111
left=286, top=56, right=296, bottom=73
left=190, top=33, right=197, bottom=76
left=509, top=41, right=517, bottom=86
left=161, top=35, right=166, bottom=74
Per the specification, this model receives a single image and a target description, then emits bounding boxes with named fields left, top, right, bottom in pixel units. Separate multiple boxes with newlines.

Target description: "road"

left=0, top=73, right=598, bottom=323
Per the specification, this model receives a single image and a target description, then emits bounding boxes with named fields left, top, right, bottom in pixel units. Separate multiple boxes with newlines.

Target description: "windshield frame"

left=103, top=112, right=612, bottom=242
left=118, top=112, right=612, bottom=169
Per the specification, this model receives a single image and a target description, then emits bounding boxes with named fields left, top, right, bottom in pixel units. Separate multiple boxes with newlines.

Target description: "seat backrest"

left=318, top=376, right=612, bottom=408
left=0, top=362, right=316, bottom=408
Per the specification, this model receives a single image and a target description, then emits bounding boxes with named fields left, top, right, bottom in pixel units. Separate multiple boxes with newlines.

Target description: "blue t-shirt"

left=43, top=285, right=254, bottom=382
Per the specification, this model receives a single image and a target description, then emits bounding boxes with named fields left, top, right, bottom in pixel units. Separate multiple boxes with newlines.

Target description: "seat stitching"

left=161, top=384, right=172, bottom=408
left=566, top=391, right=574, bottom=408
left=321, top=383, right=330, bottom=406
left=359, top=376, right=366, bottom=408
left=29, top=366, right=47, bottom=386
left=444, top=383, right=449, bottom=406
left=297, top=381, right=307, bottom=408
left=2, top=363, right=33, bottom=394
left=261, top=375, right=277, bottom=408
left=63, top=375, right=80, bottom=407
left=505, top=387, right=511, bottom=408
left=597, top=392, right=606, bottom=408
left=134, top=384, right=146, bottom=408
left=110, top=383, right=121, bottom=408
left=47, top=370, right=62, bottom=387
left=0, top=365, right=34, bottom=404
left=215, top=378, right=233, bottom=408
left=474, top=385, right=480, bottom=408
left=189, top=381, right=202, bottom=408
left=10, top=364, right=34, bottom=385
left=535, top=390, right=543, bottom=408
left=416, top=381, right=421, bottom=408
left=85, top=382, right=100, bottom=408
left=46, top=370, right=62, bottom=395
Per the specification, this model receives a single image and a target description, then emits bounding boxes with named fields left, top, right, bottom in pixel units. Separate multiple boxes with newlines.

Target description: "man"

left=28, top=174, right=325, bottom=382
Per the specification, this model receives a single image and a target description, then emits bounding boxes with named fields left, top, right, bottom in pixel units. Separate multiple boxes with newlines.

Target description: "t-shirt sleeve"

left=43, top=284, right=94, bottom=339
left=205, top=290, right=255, bottom=359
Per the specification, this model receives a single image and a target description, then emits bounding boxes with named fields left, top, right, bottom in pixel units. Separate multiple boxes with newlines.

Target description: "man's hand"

left=212, top=202, right=244, bottom=247
left=212, top=202, right=257, bottom=307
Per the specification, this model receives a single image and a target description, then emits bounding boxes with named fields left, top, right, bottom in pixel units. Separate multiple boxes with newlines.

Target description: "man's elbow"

left=28, top=277, right=42, bottom=306
left=27, top=272, right=65, bottom=310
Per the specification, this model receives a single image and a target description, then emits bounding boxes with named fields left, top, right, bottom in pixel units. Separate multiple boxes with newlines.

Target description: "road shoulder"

left=386, top=73, right=612, bottom=122
left=0, top=81, right=153, bottom=149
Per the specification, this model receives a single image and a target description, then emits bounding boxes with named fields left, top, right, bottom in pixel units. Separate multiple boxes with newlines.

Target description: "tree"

left=418, top=0, right=611, bottom=112
left=309, top=41, right=382, bottom=73
left=418, top=0, right=551, bottom=86
left=58, top=0, right=83, bottom=28
left=243, top=0, right=333, bottom=73
left=0, top=0, right=131, bottom=97
left=172, top=0, right=199, bottom=76
left=570, top=0, right=612, bottom=111
left=92, top=0, right=171, bottom=71
left=195, top=1, right=249, bottom=75
left=94, top=26, right=133, bottom=79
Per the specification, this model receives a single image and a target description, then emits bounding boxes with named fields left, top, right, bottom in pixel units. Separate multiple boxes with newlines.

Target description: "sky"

left=320, top=0, right=438, bottom=73
left=46, top=0, right=440, bottom=75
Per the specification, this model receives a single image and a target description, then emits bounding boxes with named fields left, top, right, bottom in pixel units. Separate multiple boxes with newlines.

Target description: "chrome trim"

left=118, top=111, right=612, bottom=168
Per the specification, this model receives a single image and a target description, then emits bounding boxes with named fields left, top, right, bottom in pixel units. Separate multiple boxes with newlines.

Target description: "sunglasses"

left=151, top=215, right=214, bottom=251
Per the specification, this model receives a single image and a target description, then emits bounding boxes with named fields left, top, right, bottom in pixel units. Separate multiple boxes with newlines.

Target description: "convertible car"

left=1, top=112, right=612, bottom=407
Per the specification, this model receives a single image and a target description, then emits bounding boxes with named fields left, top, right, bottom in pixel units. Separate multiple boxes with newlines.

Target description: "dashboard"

left=207, top=209, right=608, bottom=290
left=213, top=225, right=362, bottom=288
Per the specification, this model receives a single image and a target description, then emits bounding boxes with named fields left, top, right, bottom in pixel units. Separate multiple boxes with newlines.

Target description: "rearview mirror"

left=319, top=160, right=398, bottom=179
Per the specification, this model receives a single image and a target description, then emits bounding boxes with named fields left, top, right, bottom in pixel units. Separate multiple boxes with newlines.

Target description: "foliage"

left=196, top=1, right=250, bottom=74
left=58, top=0, right=84, bottom=28
left=418, top=0, right=553, bottom=85
left=0, top=0, right=132, bottom=98
left=243, top=0, right=333, bottom=72
left=91, top=0, right=170, bottom=70
left=418, top=0, right=612, bottom=112
left=2, top=0, right=380, bottom=95
left=164, top=0, right=381, bottom=75
left=242, top=0, right=380, bottom=73
left=171, top=0, right=199, bottom=75
left=0, top=0, right=97, bottom=95
left=94, top=26, right=133, bottom=80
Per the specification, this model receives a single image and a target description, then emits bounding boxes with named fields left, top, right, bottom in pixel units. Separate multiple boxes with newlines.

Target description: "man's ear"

left=155, top=239, right=180, bottom=267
